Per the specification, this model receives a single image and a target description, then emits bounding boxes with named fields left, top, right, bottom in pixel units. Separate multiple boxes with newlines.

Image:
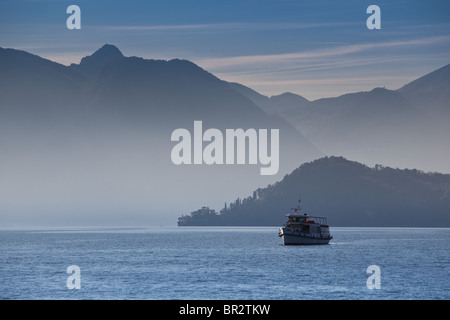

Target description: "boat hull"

left=281, top=234, right=331, bottom=245
left=279, top=228, right=332, bottom=245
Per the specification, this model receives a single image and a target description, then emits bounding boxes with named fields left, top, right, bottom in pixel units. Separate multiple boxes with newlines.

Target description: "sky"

left=0, top=0, right=449, bottom=100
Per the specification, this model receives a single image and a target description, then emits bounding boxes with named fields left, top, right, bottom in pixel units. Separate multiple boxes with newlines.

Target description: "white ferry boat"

left=278, top=199, right=332, bottom=245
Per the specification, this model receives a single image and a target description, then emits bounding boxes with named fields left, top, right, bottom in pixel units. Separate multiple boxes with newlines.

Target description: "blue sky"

left=1, top=0, right=449, bottom=99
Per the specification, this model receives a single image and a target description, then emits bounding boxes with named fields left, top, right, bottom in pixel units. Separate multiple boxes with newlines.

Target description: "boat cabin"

left=285, top=214, right=329, bottom=227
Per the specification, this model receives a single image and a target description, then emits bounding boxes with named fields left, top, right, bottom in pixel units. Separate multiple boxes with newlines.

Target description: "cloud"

left=190, top=34, right=450, bottom=99
left=194, top=35, right=450, bottom=70
left=97, top=22, right=354, bottom=32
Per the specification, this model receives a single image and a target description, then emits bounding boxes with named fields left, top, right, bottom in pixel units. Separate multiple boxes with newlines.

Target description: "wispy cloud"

left=195, top=35, right=450, bottom=70
left=193, top=35, right=450, bottom=99
left=97, top=22, right=355, bottom=32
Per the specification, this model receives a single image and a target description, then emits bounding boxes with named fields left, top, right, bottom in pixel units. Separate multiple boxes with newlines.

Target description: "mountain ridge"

left=1, top=44, right=448, bottom=226
left=231, top=64, right=450, bottom=174
left=0, top=44, right=322, bottom=225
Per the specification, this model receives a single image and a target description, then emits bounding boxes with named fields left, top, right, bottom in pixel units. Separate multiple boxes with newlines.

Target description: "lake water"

left=0, top=227, right=448, bottom=300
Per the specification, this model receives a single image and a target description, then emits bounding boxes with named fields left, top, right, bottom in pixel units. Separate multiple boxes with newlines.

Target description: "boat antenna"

left=292, top=193, right=302, bottom=214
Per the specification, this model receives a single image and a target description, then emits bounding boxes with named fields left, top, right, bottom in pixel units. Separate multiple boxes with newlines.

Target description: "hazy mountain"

left=269, top=92, right=310, bottom=112
left=0, top=47, right=84, bottom=114
left=228, top=82, right=309, bottom=115
left=0, top=45, right=321, bottom=226
left=2, top=44, right=447, bottom=227
left=283, top=87, right=430, bottom=160
left=178, top=156, right=450, bottom=227
left=70, top=44, right=125, bottom=78
left=233, top=65, right=450, bottom=173
left=398, top=64, right=450, bottom=118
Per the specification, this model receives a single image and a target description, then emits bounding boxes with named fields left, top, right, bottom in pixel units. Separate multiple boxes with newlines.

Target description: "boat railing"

left=286, top=215, right=329, bottom=226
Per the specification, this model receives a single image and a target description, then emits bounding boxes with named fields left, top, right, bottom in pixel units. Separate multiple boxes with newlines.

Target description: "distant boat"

left=278, top=199, right=332, bottom=245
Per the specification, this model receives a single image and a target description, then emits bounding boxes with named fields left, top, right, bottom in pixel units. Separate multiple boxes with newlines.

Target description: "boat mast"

left=292, top=194, right=302, bottom=214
